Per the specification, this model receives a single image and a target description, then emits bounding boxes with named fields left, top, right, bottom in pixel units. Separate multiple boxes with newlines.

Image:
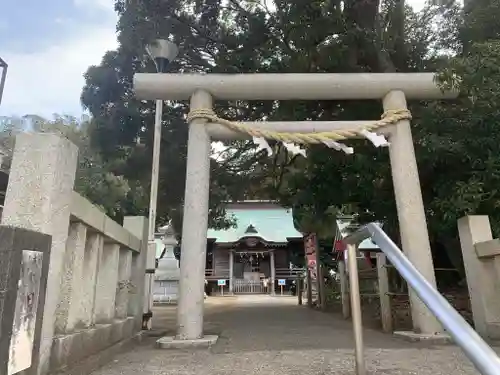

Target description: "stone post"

left=55, top=222, right=87, bottom=333
left=383, top=90, right=442, bottom=335
left=94, top=243, right=120, bottom=322
left=270, top=250, right=276, bottom=296
left=297, top=277, right=303, bottom=305
left=1, top=133, right=78, bottom=375
left=229, top=250, right=234, bottom=294
left=338, top=260, right=350, bottom=319
left=315, top=237, right=325, bottom=309
left=457, top=215, right=500, bottom=338
left=377, top=253, right=393, bottom=333
left=123, top=216, right=149, bottom=331
left=115, top=249, right=133, bottom=319
left=177, top=90, right=212, bottom=340
left=143, top=235, right=157, bottom=329
left=306, top=268, right=313, bottom=307
left=78, top=233, right=103, bottom=327
left=318, top=264, right=326, bottom=310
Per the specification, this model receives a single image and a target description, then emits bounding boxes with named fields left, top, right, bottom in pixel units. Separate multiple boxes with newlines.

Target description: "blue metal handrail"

left=344, top=222, right=500, bottom=375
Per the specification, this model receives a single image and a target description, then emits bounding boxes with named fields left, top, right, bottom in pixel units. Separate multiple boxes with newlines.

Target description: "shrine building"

left=205, top=201, right=304, bottom=295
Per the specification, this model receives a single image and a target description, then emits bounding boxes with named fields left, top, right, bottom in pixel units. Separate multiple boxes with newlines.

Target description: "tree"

left=415, top=0, right=500, bottom=273
left=82, top=0, right=484, bottom=277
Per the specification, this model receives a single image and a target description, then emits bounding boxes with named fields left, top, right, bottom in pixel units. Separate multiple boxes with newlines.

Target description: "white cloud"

left=74, top=0, right=115, bottom=12
left=0, top=23, right=118, bottom=118
left=0, top=0, right=118, bottom=118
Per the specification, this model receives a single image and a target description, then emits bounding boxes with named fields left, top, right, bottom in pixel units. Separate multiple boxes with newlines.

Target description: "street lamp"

left=143, top=39, right=178, bottom=329
left=0, top=57, right=8, bottom=106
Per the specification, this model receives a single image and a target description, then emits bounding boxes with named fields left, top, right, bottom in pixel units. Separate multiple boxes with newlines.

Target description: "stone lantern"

left=153, top=222, right=180, bottom=303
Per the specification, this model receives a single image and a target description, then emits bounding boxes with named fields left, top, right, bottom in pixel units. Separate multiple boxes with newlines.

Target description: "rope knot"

left=186, top=109, right=217, bottom=123
left=381, top=109, right=412, bottom=121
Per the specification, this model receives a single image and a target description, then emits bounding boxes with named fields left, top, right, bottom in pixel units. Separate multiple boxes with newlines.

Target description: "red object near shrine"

left=334, top=239, right=346, bottom=252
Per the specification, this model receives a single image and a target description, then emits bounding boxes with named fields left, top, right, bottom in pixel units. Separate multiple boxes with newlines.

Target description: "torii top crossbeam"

left=134, top=73, right=457, bottom=101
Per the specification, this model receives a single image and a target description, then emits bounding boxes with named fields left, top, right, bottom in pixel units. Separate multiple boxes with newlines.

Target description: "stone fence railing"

left=334, top=253, right=398, bottom=333
left=334, top=217, right=500, bottom=339
left=0, top=133, right=148, bottom=375
left=458, top=215, right=500, bottom=340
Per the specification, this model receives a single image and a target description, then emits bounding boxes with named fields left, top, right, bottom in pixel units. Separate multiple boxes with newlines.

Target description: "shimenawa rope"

left=186, top=108, right=411, bottom=144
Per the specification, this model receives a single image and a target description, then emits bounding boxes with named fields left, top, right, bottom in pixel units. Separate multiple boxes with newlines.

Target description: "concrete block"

left=80, top=326, right=100, bottom=357
left=0, top=227, right=51, bottom=375
left=2, top=133, right=78, bottom=375
left=128, top=234, right=141, bottom=254
left=55, top=222, right=87, bottom=333
left=94, top=244, right=120, bottom=322
left=156, top=335, right=218, bottom=349
left=393, top=331, right=452, bottom=345
left=103, top=217, right=133, bottom=250
left=110, top=320, right=124, bottom=345
left=486, top=323, right=500, bottom=340
left=93, top=324, right=113, bottom=352
left=50, top=331, right=85, bottom=370
left=115, top=250, right=132, bottom=319
left=70, top=192, right=140, bottom=253
left=475, top=239, right=500, bottom=258
left=109, top=318, right=133, bottom=345
left=50, top=319, right=140, bottom=373
left=123, top=317, right=135, bottom=338
left=49, top=331, right=142, bottom=375
left=79, top=233, right=102, bottom=327
left=69, top=192, right=106, bottom=233
left=458, top=215, right=500, bottom=338
left=123, top=217, right=149, bottom=330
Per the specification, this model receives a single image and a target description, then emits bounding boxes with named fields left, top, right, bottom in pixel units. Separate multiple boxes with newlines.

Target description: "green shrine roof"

left=207, top=201, right=303, bottom=243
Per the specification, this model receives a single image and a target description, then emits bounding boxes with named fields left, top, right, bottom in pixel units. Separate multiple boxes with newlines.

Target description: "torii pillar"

left=133, top=73, right=457, bottom=344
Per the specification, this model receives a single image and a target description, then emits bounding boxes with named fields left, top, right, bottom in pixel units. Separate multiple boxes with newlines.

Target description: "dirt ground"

left=89, top=295, right=489, bottom=375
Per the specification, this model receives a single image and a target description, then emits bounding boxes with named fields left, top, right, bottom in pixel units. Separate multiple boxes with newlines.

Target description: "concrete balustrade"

left=49, top=194, right=145, bottom=373
left=458, top=215, right=500, bottom=340
left=0, top=133, right=148, bottom=375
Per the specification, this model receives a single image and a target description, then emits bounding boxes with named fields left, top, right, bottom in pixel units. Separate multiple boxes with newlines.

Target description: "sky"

left=0, top=0, right=427, bottom=119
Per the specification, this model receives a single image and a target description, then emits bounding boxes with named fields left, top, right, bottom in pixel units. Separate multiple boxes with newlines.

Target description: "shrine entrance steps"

left=87, top=295, right=493, bottom=375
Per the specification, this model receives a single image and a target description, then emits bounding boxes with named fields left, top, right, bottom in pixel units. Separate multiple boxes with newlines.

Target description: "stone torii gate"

left=133, top=73, right=457, bottom=345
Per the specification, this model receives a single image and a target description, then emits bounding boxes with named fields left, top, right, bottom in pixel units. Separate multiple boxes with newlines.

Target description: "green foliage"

left=37, top=117, right=149, bottom=222
left=419, top=40, right=500, bottom=252
left=80, top=0, right=500, bottom=277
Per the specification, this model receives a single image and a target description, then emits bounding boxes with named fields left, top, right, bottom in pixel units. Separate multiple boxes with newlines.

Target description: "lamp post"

left=143, top=39, right=178, bottom=329
left=0, top=57, right=8, bottom=106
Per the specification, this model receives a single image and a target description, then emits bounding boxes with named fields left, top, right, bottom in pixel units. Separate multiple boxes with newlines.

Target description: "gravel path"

left=90, top=295, right=485, bottom=375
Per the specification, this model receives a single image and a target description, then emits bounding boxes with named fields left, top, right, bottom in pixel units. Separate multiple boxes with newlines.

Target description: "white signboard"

left=217, top=279, right=226, bottom=286
left=8, top=250, right=43, bottom=375
left=278, top=279, right=286, bottom=286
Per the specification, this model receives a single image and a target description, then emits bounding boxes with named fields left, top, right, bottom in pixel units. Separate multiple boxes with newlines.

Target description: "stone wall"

left=1, top=133, right=148, bottom=375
